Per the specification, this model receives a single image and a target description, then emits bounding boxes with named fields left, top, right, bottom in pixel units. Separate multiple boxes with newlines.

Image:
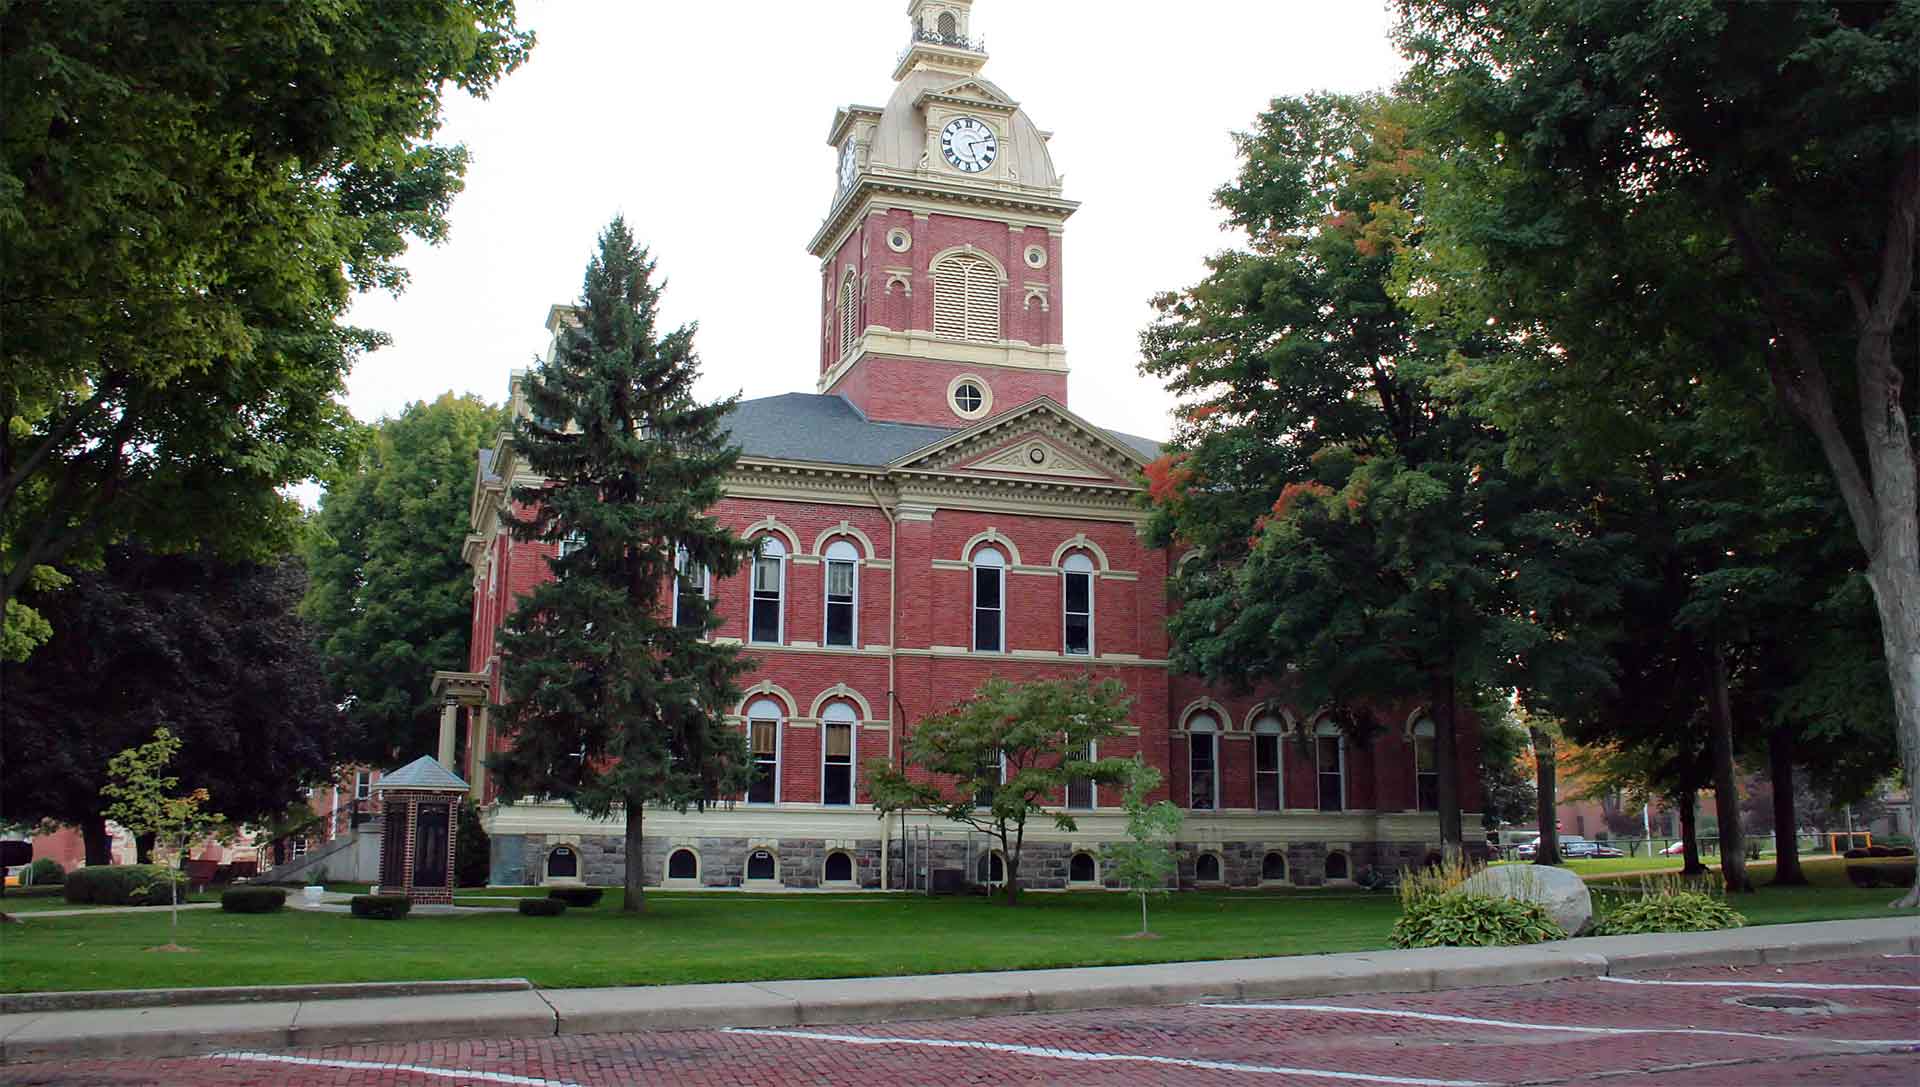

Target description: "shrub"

left=220, top=887, right=287, bottom=913
left=456, top=800, right=491, bottom=888
left=1390, top=892, right=1566, bottom=948
left=350, top=894, right=411, bottom=920
left=547, top=886, right=603, bottom=908
left=28, top=858, right=65, bottom=885
left=1593, top=889, right=1746, bottom=935
left=1844, top=857, right=1917, bottom=888
left=519, top=897, right=568, bottom=917
left=61, top=865, right=185, bottom=906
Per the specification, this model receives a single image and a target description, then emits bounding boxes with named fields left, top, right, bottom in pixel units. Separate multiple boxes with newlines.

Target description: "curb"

left=1, top=917, right=1914, bottom=1064
left=0, top=978, right=535, bottom=1016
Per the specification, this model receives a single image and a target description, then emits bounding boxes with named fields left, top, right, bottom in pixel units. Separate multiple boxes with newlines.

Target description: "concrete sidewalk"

left=1, top=916, right=1913, bottom=1065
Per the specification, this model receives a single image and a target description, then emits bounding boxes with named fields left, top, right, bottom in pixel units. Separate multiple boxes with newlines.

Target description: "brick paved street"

left=13, top=956, right=1917, bottom=1086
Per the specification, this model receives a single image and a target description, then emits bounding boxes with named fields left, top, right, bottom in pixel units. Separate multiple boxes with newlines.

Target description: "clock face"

left=838, top=141, right=858, bottom=192
left=940, top=116, right=998, bottom=173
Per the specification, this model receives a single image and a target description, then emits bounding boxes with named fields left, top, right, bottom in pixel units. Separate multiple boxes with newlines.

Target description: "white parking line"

left=1599, top=975, right=1920, bottom=992
left=1206, top=1004, right=1920, bottom=1049
left=726, top=1026, right=1494, bottom=1086
left=205, top=1051, right=582, bottom=1086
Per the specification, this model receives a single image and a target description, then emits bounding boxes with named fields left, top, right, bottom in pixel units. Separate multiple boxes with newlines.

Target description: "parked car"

left=1662, top=840, right=1687, bottom=856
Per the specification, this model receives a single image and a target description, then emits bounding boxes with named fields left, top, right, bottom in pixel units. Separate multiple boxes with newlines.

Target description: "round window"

left=1024, top=244, right=1047, bottom=268
left=887, top=228, right=912, bottom=253
left=953, top=383, right=984, bottom=414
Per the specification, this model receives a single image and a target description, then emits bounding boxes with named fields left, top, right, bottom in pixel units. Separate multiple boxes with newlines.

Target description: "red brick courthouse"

left=437, top=1, right=1481, bottom=892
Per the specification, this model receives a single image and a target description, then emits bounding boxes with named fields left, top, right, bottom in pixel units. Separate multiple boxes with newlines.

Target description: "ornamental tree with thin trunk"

left=493, top=218, right=754, bottom=915
left=101, top=728, right=224, bottom=935
left=1099, top=758, right=1184, bottom=936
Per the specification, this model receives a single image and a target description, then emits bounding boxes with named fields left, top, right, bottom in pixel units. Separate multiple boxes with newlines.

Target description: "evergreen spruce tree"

left=493, top=218, right=753, bottom=914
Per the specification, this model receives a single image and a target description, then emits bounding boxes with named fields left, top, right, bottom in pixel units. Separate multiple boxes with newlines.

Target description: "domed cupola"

left=810, top=1, right=1079, bottom=429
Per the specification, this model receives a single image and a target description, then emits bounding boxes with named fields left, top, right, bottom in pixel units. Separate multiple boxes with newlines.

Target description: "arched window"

left=672, top=545, right=710, bottom=630
left=1262, top=851, right=1287, bottom=882
left=976, top=850, right=1006, bottom=885
left=746, top=698, right=782, bottom=804
left=1065, top=740, right=1095, bottom=810
left=824, top=851, right=854, bottom=884
left=667, top=848, right=699, bottom=881
left=1254, top=715, right=1285, bottom=811
left=972, top=546, right=1005, bottom=652
left=1315, top=721, right=1346, bottom=812
left=546, top=846, right=578, bottom=880
left=837, top=271, right=859, bottom=359
left=1062, top=552, right=1094, bottom=656
left=1413, top=718, right=1439, bottom=812
left=1195, top=852, right=1222, bottom=883
left=932, top=252, right=1001, bottom=341
left=937, top=11, right=958, bottom=37
left=746, top=849, right=777, bottom=881
left=749, top=537, right=786, bottom=645
left=1187, top=713, right=1219, bottom=811
left=823, top=539, right=859, bottom=648
left=1325, top=851, right=1350, bottom=881
left=1069, top=852, right=1097, bottom=884
left=821, top=701, right=856, bottom=806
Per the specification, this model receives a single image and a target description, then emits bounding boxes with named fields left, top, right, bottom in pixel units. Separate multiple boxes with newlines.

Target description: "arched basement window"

left=1195, top=853, right=1222, bottom=883
left=824, top=851, right=854, bottom=883
left=1069, top=852, right=1097, bottom=883
left=667, top=849, right=698, bottom=881
left=746, top=849, right=777, bottom=881
left=1262, top=851, right=1287, bottom=882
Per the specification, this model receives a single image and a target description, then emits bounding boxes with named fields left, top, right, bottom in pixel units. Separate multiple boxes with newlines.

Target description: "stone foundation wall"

left=491, top=832, right=1454, bottom=891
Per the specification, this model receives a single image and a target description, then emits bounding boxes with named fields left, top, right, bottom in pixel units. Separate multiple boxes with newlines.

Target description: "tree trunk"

left=1868, top=562, right=1920, bottom=908
left=82, top=815, right=111, bottom=866
left=1433, top=673, right=1463, bottom=856
left=1678, top=789, right=1707, bottom=876
left=1766, top=726, right=1808, bottom=886
left=621, top=793, right=644, bottom=914
left=1705, top=643, right=1752, bottom=893
left=1002, top=823, right=1023, bottom=906
left=1529, top=726, right=1561, bottom=866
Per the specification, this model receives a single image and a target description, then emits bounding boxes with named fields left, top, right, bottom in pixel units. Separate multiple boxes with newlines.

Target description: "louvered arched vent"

left=837, top=273, right=859, bottom=359
left=932, top=253, right=1001, bottom=342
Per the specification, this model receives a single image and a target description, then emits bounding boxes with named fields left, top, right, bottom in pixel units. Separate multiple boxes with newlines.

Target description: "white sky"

left=336, top=0, right=1406, bottom=455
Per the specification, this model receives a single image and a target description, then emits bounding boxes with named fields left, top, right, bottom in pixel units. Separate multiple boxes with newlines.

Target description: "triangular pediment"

left=891, top=399, right=1150, bottom=488
left=917, top=78, right=1019, bottom=114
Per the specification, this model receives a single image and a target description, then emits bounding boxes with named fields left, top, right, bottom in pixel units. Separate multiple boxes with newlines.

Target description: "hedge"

left=350, top=894, right=412, bottom=920
left=221, top=887, right=287, bottom=914
left=62, top=865, right=186, bottom=906
left=519, top=897, right=568, bottom=917
left=547, top=886, right=603, bottom=908
left=28, top=858, right=65, bottom=885
left=1844, top=857, right=1918, bottom=889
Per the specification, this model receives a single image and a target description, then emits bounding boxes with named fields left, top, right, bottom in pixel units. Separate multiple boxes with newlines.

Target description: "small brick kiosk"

left=372, top=756, right=468, bottom=905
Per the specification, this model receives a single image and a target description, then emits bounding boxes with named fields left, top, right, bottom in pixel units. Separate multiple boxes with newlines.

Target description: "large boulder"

left=1457, top=864, right=1593, bottom=936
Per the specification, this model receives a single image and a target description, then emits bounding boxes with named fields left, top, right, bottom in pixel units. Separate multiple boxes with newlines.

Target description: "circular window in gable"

left=947, top=374, right=993, bottom=420
left=1024, top=244, right=1047, bottom=269
left=887, top=228, right=912, bottom=253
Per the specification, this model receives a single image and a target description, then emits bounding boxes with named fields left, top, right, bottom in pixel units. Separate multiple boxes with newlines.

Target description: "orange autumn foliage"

left=1144, top=453, right=1196, bottom=505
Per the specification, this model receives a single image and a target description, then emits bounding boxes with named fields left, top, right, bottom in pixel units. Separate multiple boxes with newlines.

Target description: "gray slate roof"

left=723, top=394, right=955, bottom=466
left=723, top=393, right=1162, bottom=467
left=374, top=756, right=470, bottom=792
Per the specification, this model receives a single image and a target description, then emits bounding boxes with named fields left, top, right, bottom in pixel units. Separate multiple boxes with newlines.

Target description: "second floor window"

left=824, top=540, right=859, bottom=648
left=972, top=546, right=1005, bottom=652
left=750, top=537, right=786, bottom=644
left=354, top=770, right=372, bottom=801
left=1062, top=552, right=1094, bottom=655
left=672, top=546, right=709, bottom=630
left=1065, top=741, right=1095, bottom=810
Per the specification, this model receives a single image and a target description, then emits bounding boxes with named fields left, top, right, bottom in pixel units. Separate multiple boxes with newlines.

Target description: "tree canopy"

left=0, top=0, right=533, bottom=658
left=0, top=546, right=350, bottom=864
left=303, top=394, right=507, bottom=763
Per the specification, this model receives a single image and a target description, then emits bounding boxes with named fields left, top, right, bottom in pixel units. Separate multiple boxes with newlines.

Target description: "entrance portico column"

left=437, top=697, right=460, bottom=769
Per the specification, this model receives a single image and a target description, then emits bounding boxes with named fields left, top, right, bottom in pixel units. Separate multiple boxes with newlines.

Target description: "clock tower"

left=810, top=0, right=1078, bottom=428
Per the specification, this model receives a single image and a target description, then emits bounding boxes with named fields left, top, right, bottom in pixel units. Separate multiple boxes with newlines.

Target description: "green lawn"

left=0, top=861, right=1906, bottom=995
left=0, top=889, right=218, bottom=914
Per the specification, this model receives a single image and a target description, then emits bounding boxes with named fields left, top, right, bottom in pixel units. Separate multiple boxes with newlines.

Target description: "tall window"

left=822, top=702, right=856, bottom=806
left=974, top=749, right=1004, bottom=808
left=1316, top=723, right=1345, bottom=812
left=972, top=546, right=1005, bottom=652
left=1065, top=741, right=1095, bottom=810
left=1254, top=716, right=1284, bottom=811
left=750, top=537, right=786, bottom=645
left=1188, top=713, right=1219, bottom=811
left=673, top=546, right=709, bottom=630
left=1413, top=719, right=1439, bottom=812
left=932, top=253, right=1001, bottom=341
left=837, top=272, right=859, bottom=359
left=824, top=540, right=859, bottom=648
left=746, top=699, right=781, bottom=804
left=353, top=770, right=372, bottom=801
left=1062, top=552, right=1094, bottom=656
